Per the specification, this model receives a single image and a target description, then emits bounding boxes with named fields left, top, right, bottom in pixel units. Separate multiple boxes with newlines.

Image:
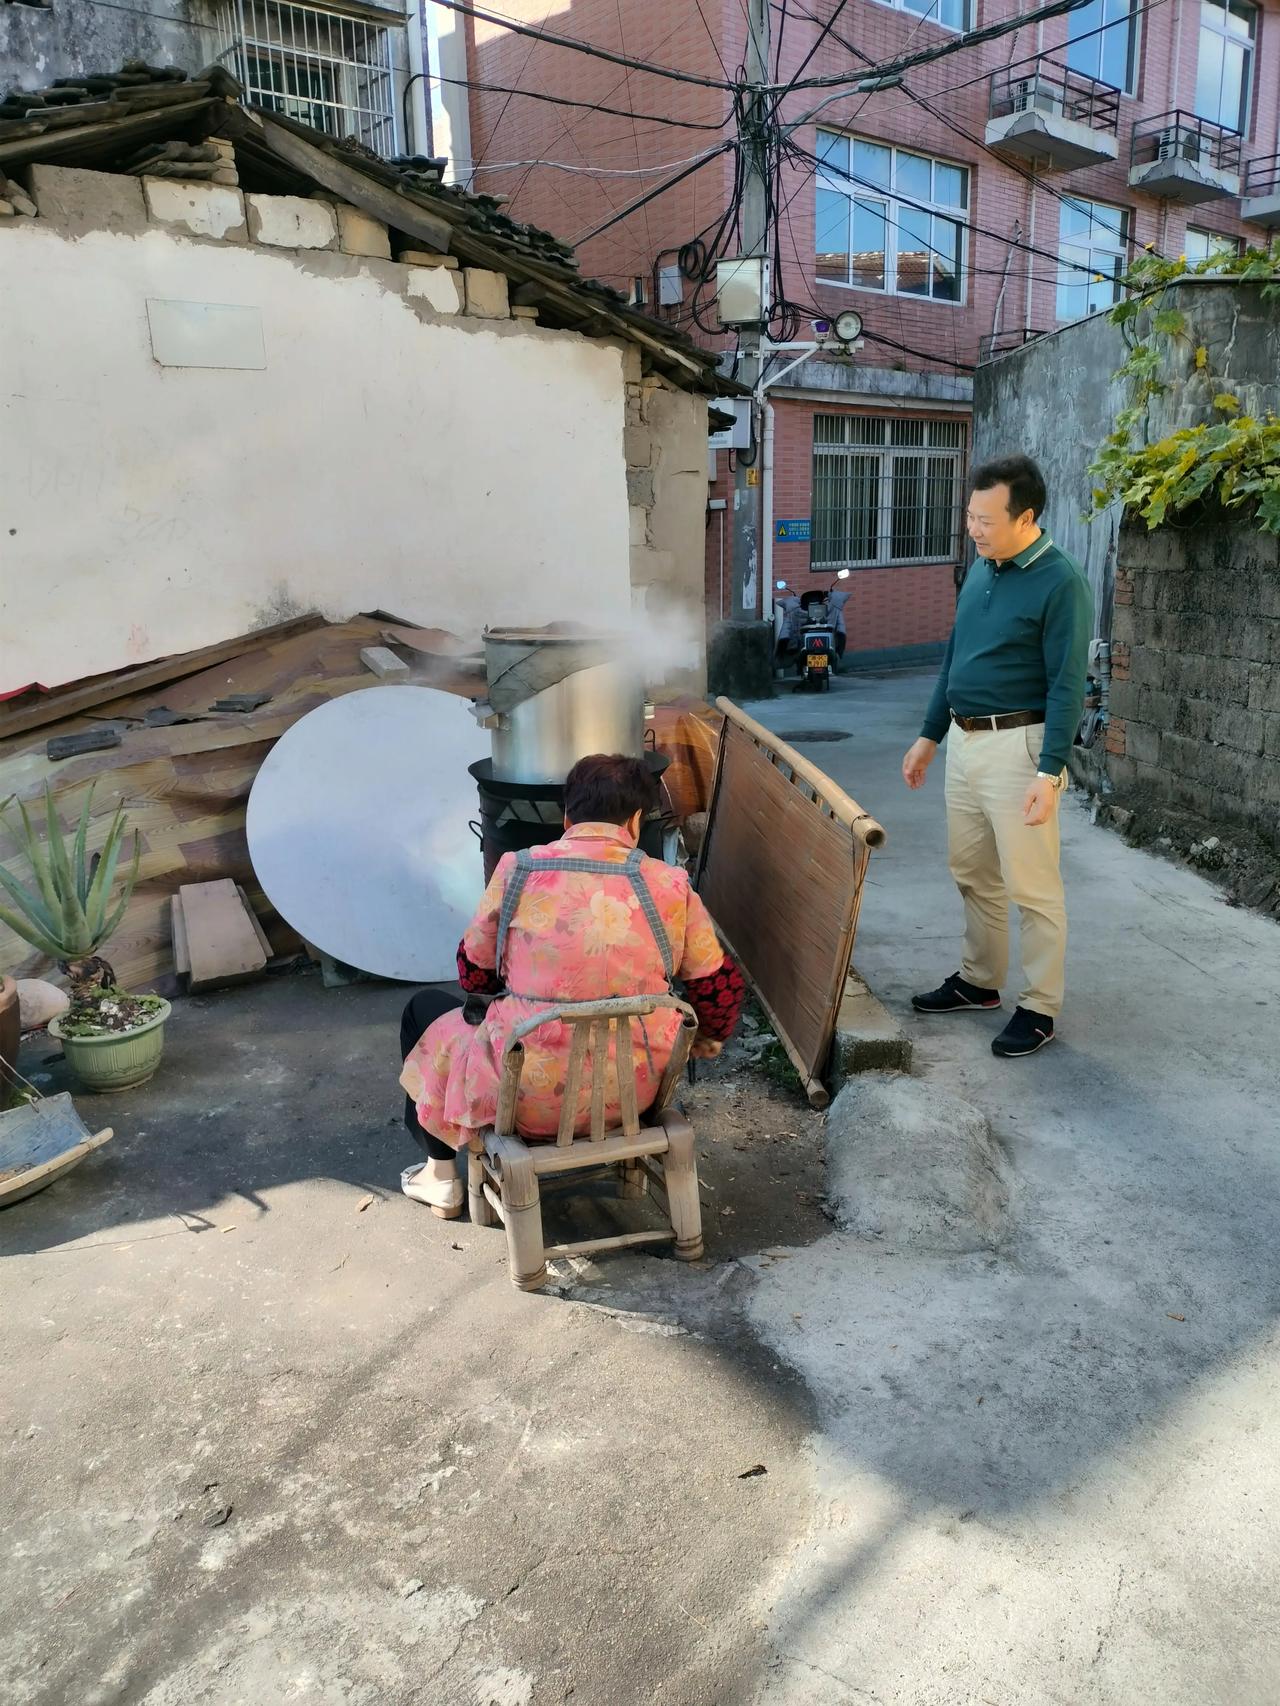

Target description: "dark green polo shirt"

left=921, top=533, right=1093, bottom=773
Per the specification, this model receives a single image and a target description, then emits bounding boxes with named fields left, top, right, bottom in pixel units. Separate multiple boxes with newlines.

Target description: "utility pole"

left=729, top=0, right=770, bottom=624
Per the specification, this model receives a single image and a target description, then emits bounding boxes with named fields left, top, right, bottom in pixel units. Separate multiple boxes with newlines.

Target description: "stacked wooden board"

left=171, top=880, right=272, bottom=992
left=0, top=616, right=423, bottom=992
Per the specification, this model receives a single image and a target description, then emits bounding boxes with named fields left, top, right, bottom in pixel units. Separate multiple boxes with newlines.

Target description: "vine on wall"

left=1088, top=243, right=1280, bottom=534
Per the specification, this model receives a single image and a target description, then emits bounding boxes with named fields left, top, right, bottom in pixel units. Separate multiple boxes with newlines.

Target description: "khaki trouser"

left=944, top=722, right=1068, bottom=1017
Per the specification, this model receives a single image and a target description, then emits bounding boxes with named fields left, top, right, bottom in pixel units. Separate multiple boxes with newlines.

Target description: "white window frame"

left=1066, top=0, right=1141, bottom=96
left=811, top=415, right=968, bottom=572
left=815, top=131, right=969, bottom=307
left=217, top=0, right=402, bottom=157
left=867, top=0, right=972, bottom=33
left=1056, top=197, right=1131, bottom=323
left=1194, top=0, right=1257, bottom=135
left=1185, top=226, right=1242, bottom=263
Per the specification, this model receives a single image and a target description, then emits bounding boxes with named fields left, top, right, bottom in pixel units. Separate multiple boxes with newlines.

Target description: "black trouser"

left=400, top=989, right=464, bottom=1160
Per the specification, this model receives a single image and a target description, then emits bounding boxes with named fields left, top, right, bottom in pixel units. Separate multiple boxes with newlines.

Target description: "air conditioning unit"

left=1012, top=79, right=1064, bottom=116
left=1156, top=126, right=1202, bottom=164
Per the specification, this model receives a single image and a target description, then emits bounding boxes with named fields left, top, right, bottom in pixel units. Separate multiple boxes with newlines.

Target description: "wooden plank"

left=616, top=1015, right=640, bottom=1138
left=0, top=99, right=215, bottom=165
left=234, top=884, right=273, bottom=959
left=529, top=1129, right=665, bottom=1176
left=557, top=1022, right=590, bottom=1146
left=178, top=878, right=267, bottom=990
left=588, top=1021, right=609, bottom=1140
left=170, top=894, right=191, bottom=977
left=232, top=109, right=452, bottom=252
left=543, top=1230, right=674, bottom=1259
left=0, top=613, right=326, bottom=740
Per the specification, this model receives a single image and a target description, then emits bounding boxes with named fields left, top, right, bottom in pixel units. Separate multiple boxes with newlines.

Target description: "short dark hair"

left=970, top=454, right=1047, bottom=522
left=563, top=754, right=658, bottom=825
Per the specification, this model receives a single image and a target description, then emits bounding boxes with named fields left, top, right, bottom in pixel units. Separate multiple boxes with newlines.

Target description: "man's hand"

left=902, top=737, right=938, bottom=790
left=690, top=1036, right=724, bottom=1061
left=1022, top=775, right=1060, bottom=827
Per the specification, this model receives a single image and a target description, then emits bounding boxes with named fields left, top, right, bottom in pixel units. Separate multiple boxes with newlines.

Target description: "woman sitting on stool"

left=398, top=753, right=746, bottom=1220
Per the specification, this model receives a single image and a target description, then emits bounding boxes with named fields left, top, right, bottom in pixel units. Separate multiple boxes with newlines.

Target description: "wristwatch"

left=1037, top=770, right=1066, bottom=789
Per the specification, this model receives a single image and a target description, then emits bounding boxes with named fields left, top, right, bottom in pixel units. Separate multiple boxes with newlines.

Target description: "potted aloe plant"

left=0, top=784, right=170, bottom=1093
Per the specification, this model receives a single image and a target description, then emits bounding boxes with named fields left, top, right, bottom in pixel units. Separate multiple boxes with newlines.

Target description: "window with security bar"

left=217, top=0, right=402, bottom=156
left=812, top=416, right=967, bottom=571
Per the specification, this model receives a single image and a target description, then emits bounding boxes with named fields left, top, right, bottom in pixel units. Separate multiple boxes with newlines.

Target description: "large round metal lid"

left=247, top=685, right=490, bottom=982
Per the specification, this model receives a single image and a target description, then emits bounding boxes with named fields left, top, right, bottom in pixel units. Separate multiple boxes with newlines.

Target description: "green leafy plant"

left=0, top=784, right=141, bottom=997
left=1089, top=241, right=1280, bottom=533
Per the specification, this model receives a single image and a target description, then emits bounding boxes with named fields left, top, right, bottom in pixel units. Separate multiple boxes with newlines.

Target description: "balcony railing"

left=1129, top=110, right=1242, bottom=203
left=977, top=328, right=1049, bottom=364
left=1244, top=154, right=1280, bottom=198
left=989, top=66, right=1120, bottom=137
left=1242, top=153, right=1280, bottom=227
left=1131, top=110, right=1242, bottom=176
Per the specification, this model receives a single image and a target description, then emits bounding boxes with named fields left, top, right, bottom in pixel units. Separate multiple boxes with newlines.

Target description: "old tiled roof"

left=0, top=60, right=737, bottom=394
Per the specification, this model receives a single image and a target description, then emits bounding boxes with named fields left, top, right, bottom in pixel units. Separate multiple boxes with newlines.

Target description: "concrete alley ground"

left=3, top=668, right=1279, bottom=1706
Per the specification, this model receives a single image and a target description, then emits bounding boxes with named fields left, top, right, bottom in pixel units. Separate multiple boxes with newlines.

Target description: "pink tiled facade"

left=458, top=0, right=1279, bottom=660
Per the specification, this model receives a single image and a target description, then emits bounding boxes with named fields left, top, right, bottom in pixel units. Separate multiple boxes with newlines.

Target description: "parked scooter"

left=795, top=592, right=835, bottom=692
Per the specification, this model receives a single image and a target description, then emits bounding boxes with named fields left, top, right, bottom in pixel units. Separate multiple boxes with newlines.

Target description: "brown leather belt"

left=950, top=709, right=1043, bottom=733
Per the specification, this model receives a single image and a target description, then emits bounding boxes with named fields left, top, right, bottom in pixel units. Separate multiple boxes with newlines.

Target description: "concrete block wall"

left=8, top=165, right=520, bottom=332
left=1106, top=514, right=1280, bottom=835
left=626, top=361, right=710, bottom=697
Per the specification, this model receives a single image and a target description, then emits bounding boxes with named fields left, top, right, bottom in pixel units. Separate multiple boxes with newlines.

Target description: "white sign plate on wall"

left=146, top=299, right=266, bottom=370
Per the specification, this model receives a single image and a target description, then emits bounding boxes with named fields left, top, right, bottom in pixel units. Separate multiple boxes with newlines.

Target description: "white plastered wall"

left=0, top=222, right=631, bottom=693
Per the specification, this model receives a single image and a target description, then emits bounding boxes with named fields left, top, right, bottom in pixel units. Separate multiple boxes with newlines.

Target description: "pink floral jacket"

left=399, top=823, right=727, bottom=1150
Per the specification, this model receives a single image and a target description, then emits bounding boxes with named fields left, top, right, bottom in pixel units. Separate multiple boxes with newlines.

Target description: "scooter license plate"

left=807, top=654, right=829, bottom=670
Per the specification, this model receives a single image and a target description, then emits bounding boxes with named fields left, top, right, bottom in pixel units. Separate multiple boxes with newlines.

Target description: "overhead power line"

left=429, top=71, right=731, bottom=133
left=777, top=0, right=1148, bottom=251
left=571, top=143, right=737, bottom=245
left=429, top=0, right=738, bottom=92
left=783, top=0, right=1098, bottom=97
left=473, top=147, right=731, bottom=178
left=923, top=0, right=1172, bottom=99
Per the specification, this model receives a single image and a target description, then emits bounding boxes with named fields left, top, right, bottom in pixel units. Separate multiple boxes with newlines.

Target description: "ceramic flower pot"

left=47, top=1000, right=171, bottom=1093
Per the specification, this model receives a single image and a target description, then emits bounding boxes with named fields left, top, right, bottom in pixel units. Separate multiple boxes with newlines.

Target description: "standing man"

left=901, top=455, right=1092, bottom=1058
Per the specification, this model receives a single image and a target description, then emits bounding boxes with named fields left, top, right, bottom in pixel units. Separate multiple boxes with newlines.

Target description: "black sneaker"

left=911, top=973, right=1002, bottom=1014
left=992, top=1007, right=1055, bottom=1057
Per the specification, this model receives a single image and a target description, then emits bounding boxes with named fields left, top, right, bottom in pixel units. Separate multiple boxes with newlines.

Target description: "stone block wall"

left=623, top=348, right=710, bottom=698
left=11, top=165, right=520, bottom=332
left=1106, top=512, right=1280, bottom=836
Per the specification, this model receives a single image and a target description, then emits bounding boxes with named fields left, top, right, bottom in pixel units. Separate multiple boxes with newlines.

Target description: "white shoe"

left=400, top=1163, right=464, bottom=1220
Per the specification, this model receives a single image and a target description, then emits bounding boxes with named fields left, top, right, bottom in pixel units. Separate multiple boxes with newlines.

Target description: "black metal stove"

left=469, top=752, right=671, bottom=882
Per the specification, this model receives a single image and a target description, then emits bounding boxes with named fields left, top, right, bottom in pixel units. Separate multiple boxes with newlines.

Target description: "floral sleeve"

left=461, top=854, right=511, bottom=973
left=677, top=885, right=728, bottom=982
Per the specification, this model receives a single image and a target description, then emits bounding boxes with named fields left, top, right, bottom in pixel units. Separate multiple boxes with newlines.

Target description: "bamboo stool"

left=469, top=995, right=703, bottom=1291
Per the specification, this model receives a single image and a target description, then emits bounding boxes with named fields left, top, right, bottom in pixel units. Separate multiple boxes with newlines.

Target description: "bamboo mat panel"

left=698, top=720, right=866, bottom=1089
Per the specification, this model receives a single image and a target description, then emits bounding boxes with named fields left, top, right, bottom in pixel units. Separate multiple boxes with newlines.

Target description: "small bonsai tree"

left=0, top=784, right=141, bottom=1000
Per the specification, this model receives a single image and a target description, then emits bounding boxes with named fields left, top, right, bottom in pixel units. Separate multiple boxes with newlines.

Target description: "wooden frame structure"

left=469, top=995, right=703, bottom=1291
left=696, top=698, right=886, bottom=1109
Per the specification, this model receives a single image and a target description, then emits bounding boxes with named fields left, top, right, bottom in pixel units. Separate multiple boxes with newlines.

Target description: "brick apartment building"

left=436, top=0, right=1280, bottom=664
